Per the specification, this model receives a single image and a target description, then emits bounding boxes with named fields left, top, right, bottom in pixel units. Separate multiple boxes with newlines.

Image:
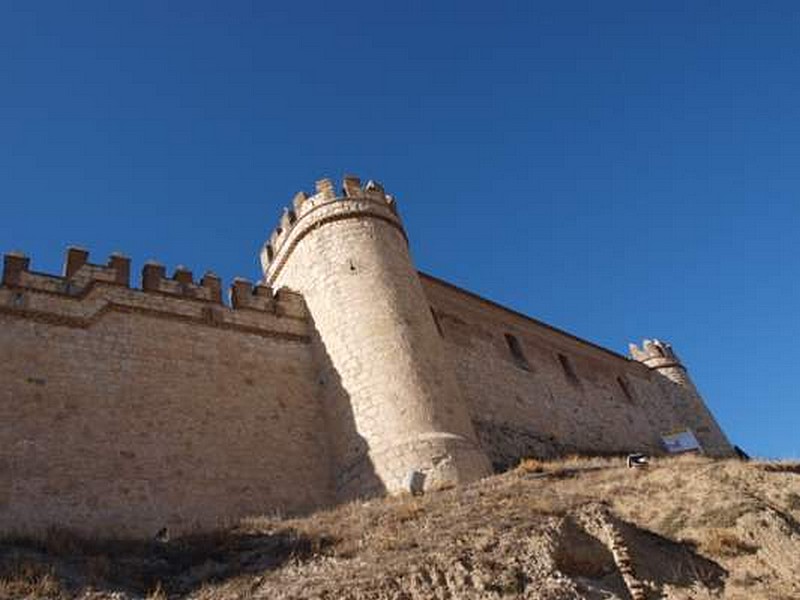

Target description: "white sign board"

left=661, top=429, right=702, bottom=454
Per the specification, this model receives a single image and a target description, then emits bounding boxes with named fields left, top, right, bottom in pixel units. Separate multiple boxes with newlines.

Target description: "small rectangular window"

left=505, top=333, right=530, bottom=370
left=617, top=375, right=635, bottom=402
left=558, top=353, right=580, bottom=385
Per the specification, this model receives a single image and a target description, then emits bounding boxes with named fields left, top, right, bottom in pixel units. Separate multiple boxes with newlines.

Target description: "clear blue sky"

left=1, top=2, right=798, bottom=458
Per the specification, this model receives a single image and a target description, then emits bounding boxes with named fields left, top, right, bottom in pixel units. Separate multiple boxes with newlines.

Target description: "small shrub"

left=516, top=458, right=546, bottom=474
left=0, top=561, right=66, bottom=600
left=701, top=503, right=752, bottom=528
left=526, top=496, right=569, bottom=517
left=392, top=498, right=425, bottom=523
left=658, top=507, right=689, bottom=537
left=703, top=529, right=758, bottom=558
left=146, top=581, right=167, bottom=600
left=784, top=492, right=800, bottom=511
left=427, top=481, right=456, bottom=493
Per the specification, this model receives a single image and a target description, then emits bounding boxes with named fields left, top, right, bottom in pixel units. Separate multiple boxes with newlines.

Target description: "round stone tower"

left=261, top=175, right=491, bottom=499
left=629, top=339, right=734, bottom=457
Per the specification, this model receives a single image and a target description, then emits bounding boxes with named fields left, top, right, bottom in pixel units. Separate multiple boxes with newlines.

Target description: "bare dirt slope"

left=3, top=456, right=800, bottom=599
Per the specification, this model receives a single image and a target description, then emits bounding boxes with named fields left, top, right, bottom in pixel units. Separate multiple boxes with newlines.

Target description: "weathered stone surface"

left=421, top=274, right=733, bottom=462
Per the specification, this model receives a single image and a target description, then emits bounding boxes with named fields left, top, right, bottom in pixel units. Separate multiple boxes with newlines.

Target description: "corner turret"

left=629, top=339, right=686, bottom=381
left=629, top=338, right=734, bottom=457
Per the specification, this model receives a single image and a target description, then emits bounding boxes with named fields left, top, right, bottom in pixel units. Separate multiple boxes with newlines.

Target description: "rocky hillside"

left=2, top=455, right=800, bottom=599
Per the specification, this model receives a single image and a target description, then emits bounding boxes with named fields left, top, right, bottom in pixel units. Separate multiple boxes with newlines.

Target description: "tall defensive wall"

left=0, top=249, right=331, bottom=537
left=0, top=174, right=735, bottom=538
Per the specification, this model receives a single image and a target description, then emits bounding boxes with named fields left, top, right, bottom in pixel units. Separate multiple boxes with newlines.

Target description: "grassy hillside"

left=3, top=455, right=800, bottom=599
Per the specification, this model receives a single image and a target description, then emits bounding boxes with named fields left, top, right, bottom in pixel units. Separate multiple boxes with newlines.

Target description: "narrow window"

left=505, top=333, right=530, bottom=370
left=430, top=307, right=444, bottom=337
left=558, top=353, right=579, bottom=385
left=617, top=375, right=634, bottom=402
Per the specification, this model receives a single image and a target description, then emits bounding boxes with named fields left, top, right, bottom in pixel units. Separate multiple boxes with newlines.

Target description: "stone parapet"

left=1, top=249, right=308, bottom=340
left=141, top=262, right=222, bottom=304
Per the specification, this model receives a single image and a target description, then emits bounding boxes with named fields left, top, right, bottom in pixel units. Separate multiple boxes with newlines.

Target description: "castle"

left=0, top=175, right=734, bottom=538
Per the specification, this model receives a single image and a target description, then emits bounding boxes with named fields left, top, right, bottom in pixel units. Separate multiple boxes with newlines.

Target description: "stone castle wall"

left=0, top=250, right=332, bottom=537
left=0, top=176, right=734, bottom=538
left=420, top=274, right=733, bottom=470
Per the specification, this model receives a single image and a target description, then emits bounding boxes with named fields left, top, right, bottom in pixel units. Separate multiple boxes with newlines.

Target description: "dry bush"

left=658, top=506, right=690, bottom=538
left=0, top=560, right=65, bottom=600
left=272, top=500, right=378, bottom=560
left=428, top=482, right=457, bottom=493
left=146, top=582, right=167, bottom=600
left=525, top=495, right=571, bottom=517
left=784, top=492, right=800, bottom=512
left=702, top=529, right=758, bottom=558
left=366, top=523, right=418, bottom=553
left=516, top=458, right=547, bottom=474
left=516, top=454, right=630, bottom=477
left=758, top=461, right=800, bottom=475
left=391, top=496, right=426, bottom=523
left=699, top=502, right=752, bottom=529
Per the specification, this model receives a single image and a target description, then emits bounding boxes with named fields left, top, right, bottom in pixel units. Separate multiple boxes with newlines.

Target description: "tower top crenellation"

left=629, top=338, right=683, bottom=370
left=260, top=174, right=399, bottom=279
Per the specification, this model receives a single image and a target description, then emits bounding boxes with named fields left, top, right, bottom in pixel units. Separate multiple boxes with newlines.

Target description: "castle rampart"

left=0, top=250, right=308, bottom=339
left=0, top=174, right=734, bottom=538
left=0, top=249, right=328, bottom=537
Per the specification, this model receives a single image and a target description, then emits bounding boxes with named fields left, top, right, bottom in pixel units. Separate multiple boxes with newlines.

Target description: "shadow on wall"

left=308, top=319, right=386, bottom=503
left=0, top=526, right=331, bottom=597
left=473, top=419, right=567, bottom=473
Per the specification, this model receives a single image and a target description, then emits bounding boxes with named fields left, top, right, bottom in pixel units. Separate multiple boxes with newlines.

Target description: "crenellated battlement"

left=628, top=339, right=683, bottom=370
left=142, top=261, right=223, bottom=303
left=64, top=246, right=131, bottom=288
left=230, top=277, right=275, bottom=311
left=260, top=174, right=401, bottom=283
left=229, top=277, right=306, bottom=319
left=1, top=247, right=309, bottom=337
left=3, top=247, right=131, bottom=295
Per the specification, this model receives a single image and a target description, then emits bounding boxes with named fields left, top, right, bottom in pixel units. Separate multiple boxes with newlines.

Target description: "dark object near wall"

left=734, top=445, right=750, bottom=461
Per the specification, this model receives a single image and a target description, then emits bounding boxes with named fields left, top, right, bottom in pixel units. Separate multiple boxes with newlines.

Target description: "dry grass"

left=3, top=455, right=800, bottom=599
left=516, top=457, right=547, bottom=474
left=0, top=523, right=330, bottom=598
left=0, top=560, right=65, bottom=600
left=702, top=528, right=759, bottom=557
left=785, top=492, right=800, bottom=511
left=390, top=495, right=426, bottom=523
left=145, top=582, right=167, bottom=600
